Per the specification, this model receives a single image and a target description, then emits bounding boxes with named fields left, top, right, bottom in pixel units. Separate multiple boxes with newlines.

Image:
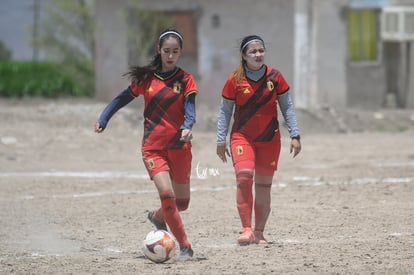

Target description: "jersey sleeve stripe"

left=278, top=87, right=290, bottom=96
left=186, top=90, right=198, bottom=96
left=222, top=95, right=235, bottom=101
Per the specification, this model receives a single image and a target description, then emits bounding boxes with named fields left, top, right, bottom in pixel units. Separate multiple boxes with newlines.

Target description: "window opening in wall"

left=348, top=9, right=379, bottom=61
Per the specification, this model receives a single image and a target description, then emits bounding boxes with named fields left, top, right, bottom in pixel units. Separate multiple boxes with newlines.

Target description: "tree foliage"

left=0, top=40, right=12, bottom=61
left=35, top=0, right=95, bottom=95
left=0, top=61, right=84, bottom=97
left=125, top=2, right=174, bottom=66
left=33, top=0, right=176, bottom=96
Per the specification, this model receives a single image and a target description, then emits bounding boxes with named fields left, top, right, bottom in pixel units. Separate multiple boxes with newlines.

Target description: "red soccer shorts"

left=230, top=131, right=281, bottom=176
left=142, top=143, right=192, bottom=184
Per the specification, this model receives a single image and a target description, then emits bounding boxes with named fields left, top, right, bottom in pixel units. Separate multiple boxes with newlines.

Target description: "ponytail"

left=124, top=54, right=161, bottom=84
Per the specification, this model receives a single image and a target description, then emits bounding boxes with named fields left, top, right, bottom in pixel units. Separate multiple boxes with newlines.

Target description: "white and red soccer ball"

left=142, top=230, right=176, bottom=263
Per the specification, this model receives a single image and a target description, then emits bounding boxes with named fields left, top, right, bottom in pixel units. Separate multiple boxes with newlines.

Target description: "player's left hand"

left=290, top=138, right=301, bottom=158
left=180, top=129, right=193, bottom=142
left=216, top=145, right=230, bottom=163
left=95, top=122, right=104, bottom=133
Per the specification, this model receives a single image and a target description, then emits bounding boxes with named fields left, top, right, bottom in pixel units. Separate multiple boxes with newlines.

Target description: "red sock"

left=160, top=190, right=191, bottom=248
left=154, top=197, right=189, bottom=222
left=236, top=171, right=253, bottom=228
left=154, top=208, right=164, bottom=223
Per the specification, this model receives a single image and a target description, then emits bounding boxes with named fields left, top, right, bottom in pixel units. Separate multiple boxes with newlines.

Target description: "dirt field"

left=1, top=98, right=414, bottom=274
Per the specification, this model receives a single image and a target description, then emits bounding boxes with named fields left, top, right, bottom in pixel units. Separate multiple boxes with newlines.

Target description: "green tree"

left=0, top=40, right=12, bottom=61
left=34, top=0, right=95, bottom=95
left=125, top=2, right=174, bottom=66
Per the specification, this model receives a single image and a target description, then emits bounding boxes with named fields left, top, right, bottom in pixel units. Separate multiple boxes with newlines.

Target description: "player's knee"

left=255, top=182, right=272, bottom=189
left=236, top=171, right=253, bottom=188
left=176, top=198, right=190, bottom=211
left=160, top=190, right=176, bottom=213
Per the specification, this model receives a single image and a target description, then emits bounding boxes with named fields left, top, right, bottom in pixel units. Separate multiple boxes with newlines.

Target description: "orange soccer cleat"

left=237, top=227, right=254, bottom=245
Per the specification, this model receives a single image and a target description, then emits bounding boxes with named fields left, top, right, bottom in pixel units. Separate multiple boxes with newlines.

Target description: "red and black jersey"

left=130, top=68, right=198, bottom=150
left=222, top=66, right=289, bottom=142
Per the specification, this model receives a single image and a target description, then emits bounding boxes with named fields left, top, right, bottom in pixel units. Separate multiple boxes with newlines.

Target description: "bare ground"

left=0, top=98, right=414, bottom=274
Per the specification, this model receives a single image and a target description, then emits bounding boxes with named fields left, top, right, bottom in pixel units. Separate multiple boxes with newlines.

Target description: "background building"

left=0, top=0, right=41, bottom=60
left=1, top=0, right=414, bottom=109
left=94, top=0, right=414, bottom=109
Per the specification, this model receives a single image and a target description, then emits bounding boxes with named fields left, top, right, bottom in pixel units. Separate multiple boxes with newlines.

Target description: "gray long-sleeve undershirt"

left=216, top=92, right=300, bottom=145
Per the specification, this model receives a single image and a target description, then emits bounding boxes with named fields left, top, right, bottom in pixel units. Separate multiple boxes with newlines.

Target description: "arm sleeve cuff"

left=181, top=93, right=196, bottom=130
left=278, top=92, right=300, bottom=138
left=96, top=87, right=135, bottom=129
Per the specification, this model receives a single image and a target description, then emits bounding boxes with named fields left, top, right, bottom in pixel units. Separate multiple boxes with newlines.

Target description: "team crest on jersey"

left=267, top=80, right=274, bottom=91
left=147, top=86, right=153, bottom=93
left=145, top=158, right=155, bottom=169
left=269, top=160, right=276, bottom=167
left=173, top=81, right=182, bottom=94
left=236, top=145, right=243, bottom=155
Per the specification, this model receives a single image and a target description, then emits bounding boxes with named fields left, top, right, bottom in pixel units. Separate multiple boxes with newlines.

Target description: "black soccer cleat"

left=147, top=210, right=168, bottom=231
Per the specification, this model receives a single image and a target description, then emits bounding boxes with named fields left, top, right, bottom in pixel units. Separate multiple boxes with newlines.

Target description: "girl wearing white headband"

left=95, top=28, right=197, bottom=259
left=216, top=34, right=302, bottom=245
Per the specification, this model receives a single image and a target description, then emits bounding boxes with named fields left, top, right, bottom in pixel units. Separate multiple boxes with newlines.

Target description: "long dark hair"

left=124, top=28, right=184, bottom=84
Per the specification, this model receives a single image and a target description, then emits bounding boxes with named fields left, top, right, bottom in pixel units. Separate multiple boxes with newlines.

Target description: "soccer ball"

left=142, top=230, right=176, bottom=263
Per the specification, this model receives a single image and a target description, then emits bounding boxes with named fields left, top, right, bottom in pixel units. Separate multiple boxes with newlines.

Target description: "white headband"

left=241, top=39, right=264, bottom=52
left=159, top=31, right=183, bottom=42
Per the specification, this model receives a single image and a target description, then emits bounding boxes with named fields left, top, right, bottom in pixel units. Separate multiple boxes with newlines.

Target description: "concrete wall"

left=95, top=0, right=130, bottom=101
left=0, top=0, right=42, bottom=60
left=93, top=0, right=414, bottom=109
left=347, top=63, right=387, bottom=109
left=195, top=0, right=295, bottom=106
left=345, top=0, right=414, bottom=109
left=387, top=0, right=414, bottom=108
left=1, top=0, right=413, bottom=109
left=405, top=43, right=414, bottom=108
left=314, top=0, right=348, bottom=108
left=94, top=0, right=295, bottom=106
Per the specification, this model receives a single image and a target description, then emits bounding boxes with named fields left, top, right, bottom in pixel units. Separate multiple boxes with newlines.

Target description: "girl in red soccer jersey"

left=216, top=35, right=301, bottom=245
left=95, top=29, right=196, bottom=259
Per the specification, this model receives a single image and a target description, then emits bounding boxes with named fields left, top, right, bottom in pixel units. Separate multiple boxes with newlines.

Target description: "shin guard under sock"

left=154, top=197, right=190, bottom=223
left=236, top=171, right=254, bottom=228
left=159, top=190, right=190, bottom=248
